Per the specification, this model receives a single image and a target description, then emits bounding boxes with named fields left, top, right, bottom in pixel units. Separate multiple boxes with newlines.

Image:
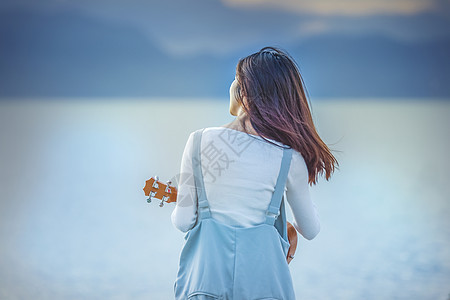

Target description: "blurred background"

left=0, top=1, right=449, bottom=299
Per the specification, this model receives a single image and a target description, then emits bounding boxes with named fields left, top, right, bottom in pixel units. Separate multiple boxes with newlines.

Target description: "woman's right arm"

left=171, top=132, right=198, bottom=233
left=285, top=151, right=320, bottom=240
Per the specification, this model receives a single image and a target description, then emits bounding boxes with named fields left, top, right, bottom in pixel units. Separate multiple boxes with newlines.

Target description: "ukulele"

left=143, top=175, right=298, bottom=264
left=143, top=176, right=178, bottom=207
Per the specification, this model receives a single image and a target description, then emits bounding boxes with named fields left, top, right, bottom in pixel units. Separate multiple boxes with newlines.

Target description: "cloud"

left=295, top=20, right=330, bottom=38
left=221, top=0, right=440, bottom=16
left=1, top=0, right=449, bottom=57
left=0, top=0, right=310, bottom=57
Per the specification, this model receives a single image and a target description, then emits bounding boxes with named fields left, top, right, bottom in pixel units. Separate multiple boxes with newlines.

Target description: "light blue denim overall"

left=174, top=128, right=296, bottom=300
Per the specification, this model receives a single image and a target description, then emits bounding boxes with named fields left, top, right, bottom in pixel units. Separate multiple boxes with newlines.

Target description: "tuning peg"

left=159, top=195, right=169, bottom=207
left=166, top=180, right=173, bottom=192
left=147, top=191, right=157, bottom=203
left=165, top=183, right=172, bottom=194
left=152, top=180, right=159, bottom=189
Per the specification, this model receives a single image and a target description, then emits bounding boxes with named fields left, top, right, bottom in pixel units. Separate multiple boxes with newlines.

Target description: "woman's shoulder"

left=192, top=127, right=304, bottom=155
left=187, top=126, right=307, bottom=176
left=201, top=126, right=291, bottom=148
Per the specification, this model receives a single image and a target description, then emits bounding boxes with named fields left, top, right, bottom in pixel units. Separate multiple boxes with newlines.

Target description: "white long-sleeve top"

left=171, top=126, right=320, bottom=240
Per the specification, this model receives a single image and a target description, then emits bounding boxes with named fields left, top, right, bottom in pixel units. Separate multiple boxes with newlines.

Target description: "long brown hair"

left=234, top=46, right=339, bottom=185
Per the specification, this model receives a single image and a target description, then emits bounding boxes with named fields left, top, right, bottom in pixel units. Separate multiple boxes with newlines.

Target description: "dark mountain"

left=0, top=9, right=448, bottom=99
left=288, top=34, right=450, bottom=98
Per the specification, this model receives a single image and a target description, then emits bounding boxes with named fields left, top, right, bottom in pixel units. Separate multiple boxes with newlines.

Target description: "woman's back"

left=171, top=126, right=320, bottom=240
left=173, top=127, right=298, bottom=300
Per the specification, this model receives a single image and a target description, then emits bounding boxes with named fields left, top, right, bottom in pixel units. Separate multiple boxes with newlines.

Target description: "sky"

left=0, top=0, right=449, bottom=99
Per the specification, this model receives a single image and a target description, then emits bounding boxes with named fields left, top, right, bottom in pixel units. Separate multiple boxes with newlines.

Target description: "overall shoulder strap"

left=192, top=128, right=212, bottom=220
left=274, top=195, right=288, bottom=241
left=265, top=147, right=293, bottom=226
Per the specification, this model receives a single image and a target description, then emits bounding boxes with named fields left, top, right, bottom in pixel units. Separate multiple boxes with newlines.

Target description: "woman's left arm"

left=285, top=151, right=320, bottom=240
left=171, top=132, right=198, bottom=233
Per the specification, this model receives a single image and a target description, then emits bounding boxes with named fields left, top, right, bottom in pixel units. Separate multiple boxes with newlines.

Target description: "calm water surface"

left=0, top=98, right=448, bottom=299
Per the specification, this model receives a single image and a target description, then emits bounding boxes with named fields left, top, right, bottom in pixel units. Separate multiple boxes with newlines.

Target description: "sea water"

left=0, top=98, right=448, bottom=299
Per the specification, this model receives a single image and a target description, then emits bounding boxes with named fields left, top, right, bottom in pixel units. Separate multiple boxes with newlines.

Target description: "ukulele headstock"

left=143, top=175, right=178, bottom=207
